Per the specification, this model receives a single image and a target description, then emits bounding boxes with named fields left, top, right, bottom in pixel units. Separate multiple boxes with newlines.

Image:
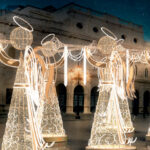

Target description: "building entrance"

left=73, top=85, right=84, bottom=113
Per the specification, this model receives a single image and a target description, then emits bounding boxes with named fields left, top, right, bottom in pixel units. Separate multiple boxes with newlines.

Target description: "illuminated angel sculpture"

left=2, top=16, right=51, bottom=150
left=33, top=34, right=67, bottom=143
left=86, top=27, right=136, bottom=150
left=146, top=51, right=150, bottom=142
left=1, top=53, right=33, bottom=150
left=1, top=16, right=34, bottom=150
left=146, top=127, right=150, bottom=141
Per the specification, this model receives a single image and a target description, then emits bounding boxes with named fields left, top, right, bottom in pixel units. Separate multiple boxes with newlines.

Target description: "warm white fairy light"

left=83, top=48, right=86, bottom=85
left=64, top=45, right=68, bottom=86
left=13, top=16, right=34, bottom=32
left=68, top=48, right=83, bottom=61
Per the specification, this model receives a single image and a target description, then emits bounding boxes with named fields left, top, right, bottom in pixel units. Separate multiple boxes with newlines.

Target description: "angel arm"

left=0, top=46, right=19, bottom=67
left=85, top=48, right=106, bottom=68
left=54, top=55, right=64, bottom=68
left=34, top=46, right=64, bottom=68
left=45, top=64, right=55, bottom=99
left=126, top=62, right=136, bottom=99
left=145, top=50, right=150, bottom=64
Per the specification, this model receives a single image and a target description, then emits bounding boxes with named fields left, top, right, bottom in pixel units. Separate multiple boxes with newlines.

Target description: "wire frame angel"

left=1, top=16, right=34, bottom=150
left=86, top=27, right=136, bottom=149
left=33, top=34, right=67, bottom=143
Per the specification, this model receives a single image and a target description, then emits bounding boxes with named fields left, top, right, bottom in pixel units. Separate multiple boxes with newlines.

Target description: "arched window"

left=93, top=27, right=98, bottom=33
left=6, top=88, right=13, bottom=104
left=145, top=68, right=148, bottom=78
left=73, top=85, right=84, bottom=113
left=90, top=86, right=99, bottom=112
left=132, top=90, right=139, bottom=115
left=121, top=34, right=126, bottom=40
left=76, top=22, right=83, bottom=29
left=143, top=91, right=149, bottom=117
left=56, top=83, right=67, bottom=112
left=133, top=38, right=138, bottom=43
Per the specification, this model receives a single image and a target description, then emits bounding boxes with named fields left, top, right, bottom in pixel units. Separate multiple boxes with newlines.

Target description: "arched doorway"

left=90, top=86, right=99, bottom=112
left=56, top=83, right=66, bottom=112
left=73, top=85, right=84, bottom=113
left=143, top=90, right=149, bottom=117
left=132, top=90, right=139, bottom=116
left=6, top=88, right=13, bottom=105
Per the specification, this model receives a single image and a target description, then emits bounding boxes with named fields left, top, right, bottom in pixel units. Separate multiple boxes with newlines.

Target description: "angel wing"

left=24, top=46, right=54, bottom=150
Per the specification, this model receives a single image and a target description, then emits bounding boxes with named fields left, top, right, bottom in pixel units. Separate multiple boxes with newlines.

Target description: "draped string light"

left=83, top=48, right=87, bottom=85
left=64, top=45, right=68, bottom=86
left=68, top=48, right=83, bottom=61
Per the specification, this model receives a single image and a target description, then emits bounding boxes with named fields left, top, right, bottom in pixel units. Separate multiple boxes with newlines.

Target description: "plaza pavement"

left=0, top=113, right=150, bottom=150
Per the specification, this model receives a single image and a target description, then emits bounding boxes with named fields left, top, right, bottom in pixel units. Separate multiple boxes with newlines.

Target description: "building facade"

left=0, top=3, right=149, bottom=115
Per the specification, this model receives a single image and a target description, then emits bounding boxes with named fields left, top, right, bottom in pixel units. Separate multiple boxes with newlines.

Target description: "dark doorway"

left=143, top=91, right=149, bottom=117
left=73, top=85, right=84, bottom=113
left=56, top=83, right=66, bottom=112
left=6, top=88, right=13, bottom=104
left=132, top=90, right=139, bottom=116
left=90, top=86, right=99, bottom=112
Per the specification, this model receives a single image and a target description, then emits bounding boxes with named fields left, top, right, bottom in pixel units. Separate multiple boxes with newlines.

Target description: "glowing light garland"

left=68, top=48, right=83, bottom=61
left=83, top=48, right=87, bottom=85
left=64, top=46, right=68, bottom=86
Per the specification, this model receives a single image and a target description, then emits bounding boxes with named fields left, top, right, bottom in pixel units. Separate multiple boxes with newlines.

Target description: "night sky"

left=1, top=0, right=150, bottom=41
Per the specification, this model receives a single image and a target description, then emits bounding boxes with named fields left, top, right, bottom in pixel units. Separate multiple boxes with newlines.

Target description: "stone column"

left=84, top=85, right=91, bottom=114
left=66, top=85, right=74, bottom=114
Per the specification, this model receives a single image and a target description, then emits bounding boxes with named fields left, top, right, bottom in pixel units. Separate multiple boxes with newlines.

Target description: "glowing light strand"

left=83, top=48, right=87, bottom=85
left=13, top=16, right=34, bottom=32
left=68, top=48, right=83, bottom=61
left=64, top=45, right=68, bottom=86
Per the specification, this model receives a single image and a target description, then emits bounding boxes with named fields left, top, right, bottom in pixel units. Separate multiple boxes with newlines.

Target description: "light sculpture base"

left=86, top=145, right=136, bottom=150
left=43, top=134, right=67, bottom=143
left=146, top=135, right=150, bottom=141
left=125, top=130, right=134, bottom=138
